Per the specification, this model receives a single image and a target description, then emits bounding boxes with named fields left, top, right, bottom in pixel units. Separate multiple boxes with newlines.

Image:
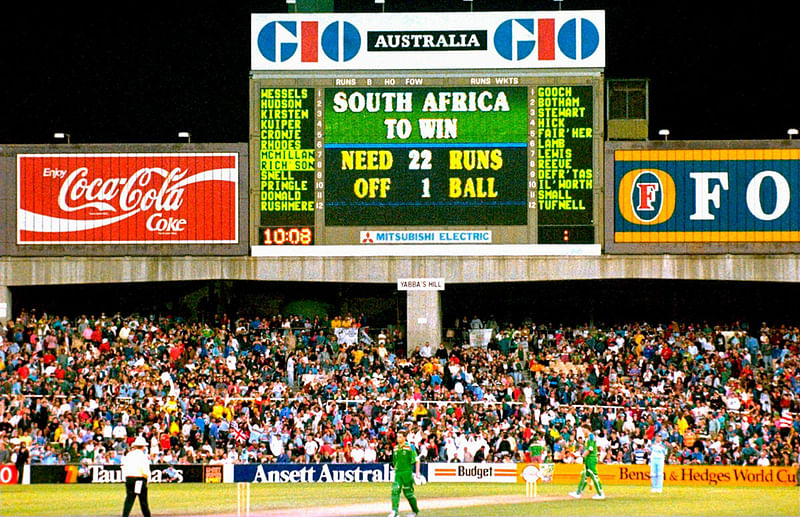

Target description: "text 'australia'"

left=368, top=31, right=487, bottom=51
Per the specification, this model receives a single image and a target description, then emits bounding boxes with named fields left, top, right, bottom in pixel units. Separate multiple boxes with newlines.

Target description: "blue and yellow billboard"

left=612, top=148, right=800, bottom=247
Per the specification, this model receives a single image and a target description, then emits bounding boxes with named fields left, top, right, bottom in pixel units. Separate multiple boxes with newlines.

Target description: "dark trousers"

left=122, top=477, right=151, bottom=517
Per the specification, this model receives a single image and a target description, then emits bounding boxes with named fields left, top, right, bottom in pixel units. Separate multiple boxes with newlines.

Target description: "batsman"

left=388, top=431, right=424, bottom=517
left=569, top=430, right=605, bottom=500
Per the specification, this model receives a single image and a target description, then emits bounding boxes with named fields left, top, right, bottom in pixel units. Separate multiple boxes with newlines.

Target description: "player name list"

left=259, top=88, right=315, bottom=227
left=535, top=85, right=593, bottom=227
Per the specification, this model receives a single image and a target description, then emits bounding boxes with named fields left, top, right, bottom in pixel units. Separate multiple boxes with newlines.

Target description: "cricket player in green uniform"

left=389, top=431, right=423, bottom=517
left=528, top=433, right=547, bottom=463
left=570, top=431, right=605, bottom=500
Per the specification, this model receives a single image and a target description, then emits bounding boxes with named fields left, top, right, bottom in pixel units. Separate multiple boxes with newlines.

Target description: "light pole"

left=53, top=132, right=71, bottom=144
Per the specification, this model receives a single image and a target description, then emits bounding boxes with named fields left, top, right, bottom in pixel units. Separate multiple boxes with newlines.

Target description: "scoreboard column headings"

left=536, top=86, right=594, bottom=244
left=259, top=88, right=316, bottom=244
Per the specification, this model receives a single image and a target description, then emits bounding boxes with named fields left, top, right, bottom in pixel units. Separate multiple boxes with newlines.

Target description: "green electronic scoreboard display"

left=324, top=87, right=528, bottom=227
left=254, top=77, right=597, bottom=246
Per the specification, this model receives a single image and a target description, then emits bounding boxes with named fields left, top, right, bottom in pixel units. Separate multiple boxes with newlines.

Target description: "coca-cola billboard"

left=17, top=153, right=238, bottom=244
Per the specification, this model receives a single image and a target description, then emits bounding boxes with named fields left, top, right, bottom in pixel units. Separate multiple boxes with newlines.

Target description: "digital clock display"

left=260, top=226, right=314, bottom=245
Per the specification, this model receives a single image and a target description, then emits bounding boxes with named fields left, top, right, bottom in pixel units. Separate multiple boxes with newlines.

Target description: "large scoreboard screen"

left=251, top=12, right=604, bottom=246
left=254, top=78, right=597, bottom=245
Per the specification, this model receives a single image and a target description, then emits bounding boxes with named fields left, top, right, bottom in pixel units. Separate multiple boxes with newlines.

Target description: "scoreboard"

left=253, top=75, right=599, bottom=246
left=250, top=10, right=605, bottom=247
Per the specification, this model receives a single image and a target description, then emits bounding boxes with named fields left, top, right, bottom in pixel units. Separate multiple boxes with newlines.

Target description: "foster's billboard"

left=606, top=145, right=800, bottom=253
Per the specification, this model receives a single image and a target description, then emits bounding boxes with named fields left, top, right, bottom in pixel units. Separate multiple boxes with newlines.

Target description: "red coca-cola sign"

left=17, top=153, right=238, bottom=244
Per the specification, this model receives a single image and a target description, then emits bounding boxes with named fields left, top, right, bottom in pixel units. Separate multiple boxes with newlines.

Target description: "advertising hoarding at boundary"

left=427, top=462, right=518, bottom=483
left=0, top=464, right=18, bottom=484
left=551, top=463, right=797, bottom=487
left=233, top=463, right=428, bottom=483
left=28, top=464, right=205, bottom=484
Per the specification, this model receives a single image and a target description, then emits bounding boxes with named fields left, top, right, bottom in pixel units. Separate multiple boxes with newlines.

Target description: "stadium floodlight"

left=788, top=128, right=798, bottom=140
left=178, top=131, right=191, bottom=143
left=53, top=132, right=71, bottom=144
left=658, top=129, right=670, bottom=141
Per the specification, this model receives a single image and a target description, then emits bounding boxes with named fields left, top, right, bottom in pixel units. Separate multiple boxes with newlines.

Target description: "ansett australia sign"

left=234, top=463, right=409, bottom=483
left=614, top=149, right=800, bottom=243
left=251, top=11, right=605, bottom=70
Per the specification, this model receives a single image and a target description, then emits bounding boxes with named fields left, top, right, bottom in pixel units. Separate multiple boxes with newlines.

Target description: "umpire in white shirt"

left=121, top=436, right=152, bottom=517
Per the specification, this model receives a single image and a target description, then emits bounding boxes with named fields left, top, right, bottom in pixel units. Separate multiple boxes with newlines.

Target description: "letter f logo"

left=636, top=183, right=659, bottom=210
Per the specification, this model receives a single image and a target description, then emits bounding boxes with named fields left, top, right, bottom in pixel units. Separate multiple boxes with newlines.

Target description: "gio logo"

left=257, top=21, right=361, bottom=62
left=618, top=169, right=677, bottom=225
left=493, top=17, right=600, bottom=61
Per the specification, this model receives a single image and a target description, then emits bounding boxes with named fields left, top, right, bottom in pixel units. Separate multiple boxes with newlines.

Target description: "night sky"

left=2, top=0, right=798, bottom=145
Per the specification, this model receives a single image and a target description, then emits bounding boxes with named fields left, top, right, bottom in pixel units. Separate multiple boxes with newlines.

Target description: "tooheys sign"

left=16, top=153, right=238, bottom=244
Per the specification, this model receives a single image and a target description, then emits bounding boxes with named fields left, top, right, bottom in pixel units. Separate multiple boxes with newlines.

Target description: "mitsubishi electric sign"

left=251, top=11, right=605, bottom=70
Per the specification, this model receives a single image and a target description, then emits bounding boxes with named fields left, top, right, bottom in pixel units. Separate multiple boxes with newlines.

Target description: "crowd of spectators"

left=1, top=308, right=798, bottom=473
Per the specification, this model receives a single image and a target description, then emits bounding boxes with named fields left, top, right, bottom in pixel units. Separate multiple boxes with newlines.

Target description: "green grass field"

left=1, top=482, right=798, bottom=516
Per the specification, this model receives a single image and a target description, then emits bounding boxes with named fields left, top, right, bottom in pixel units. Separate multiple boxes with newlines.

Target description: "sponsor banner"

left=553, top=463, right=798, bottom=487
left=17, top=153, right=238, bottom=244
left=517, top=463, right=555, bottom=483
left=360, top=231, right=492, bottom=244
left=204, top=464, right=224, bottom=483
left=29, top=464, right=205, bottom=484
left=251, top=11, right=605, bottom=70
left=428, top=463, right=518, bottom=483
left=234, top=463, right=419, bottom=483
left=333, top=327, right=359, bottom=346
left=613, top=149, right=800, bottom=243
left=0, top=464, right=18, bottom=484
left=397, top=278, right=445, bottom=291
left=468, top=329, right=493, bottom=348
